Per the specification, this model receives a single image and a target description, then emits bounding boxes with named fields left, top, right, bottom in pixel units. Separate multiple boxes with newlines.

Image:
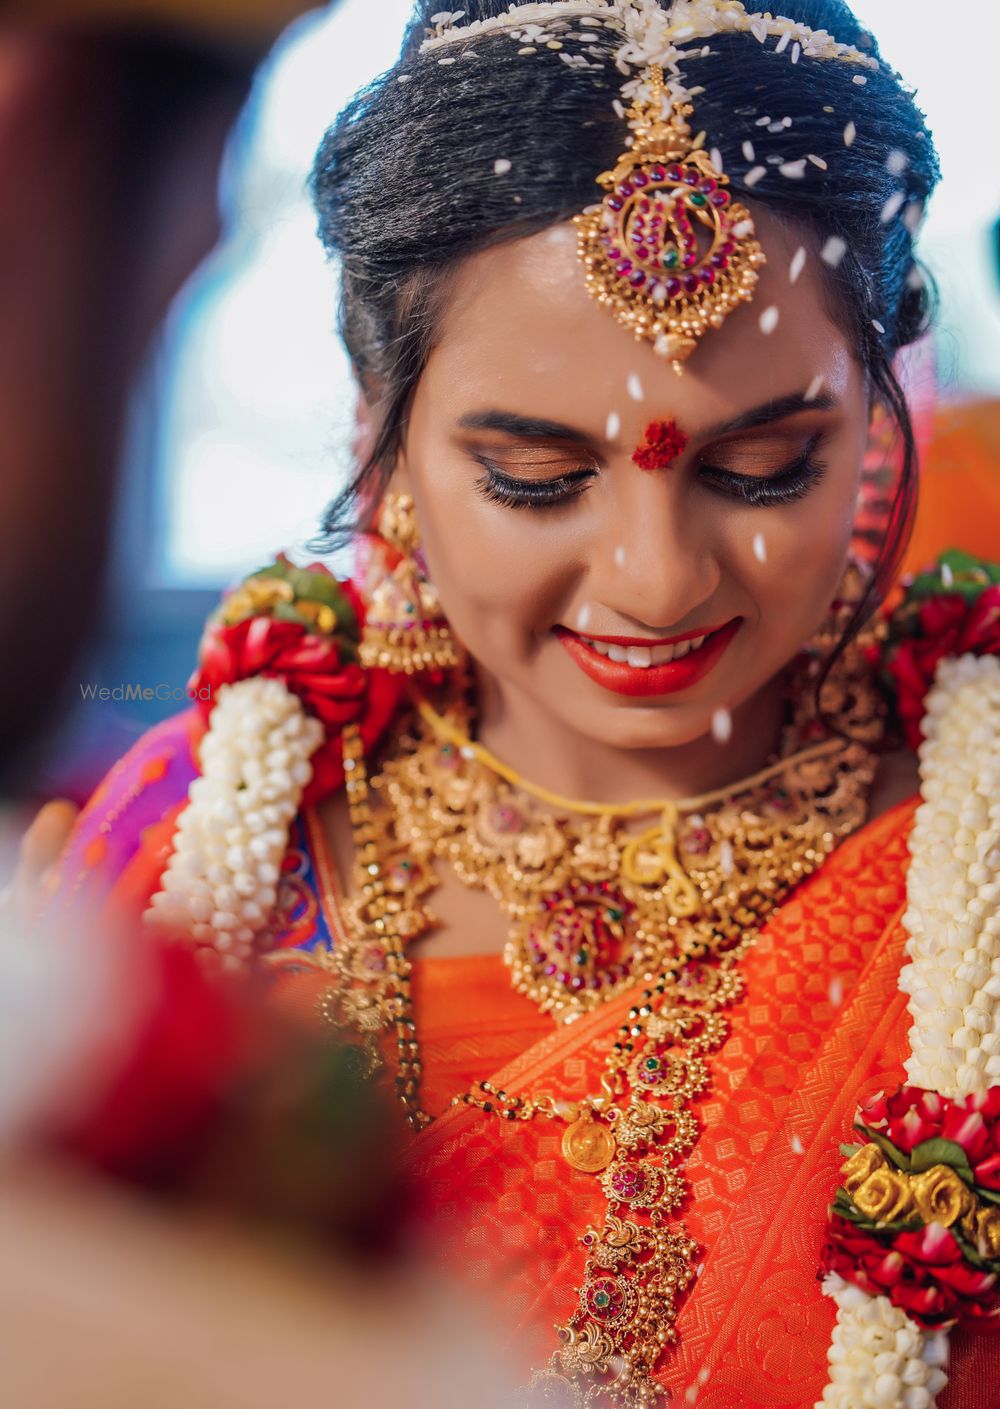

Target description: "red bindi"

left=632, top=419, right=688, bottom=471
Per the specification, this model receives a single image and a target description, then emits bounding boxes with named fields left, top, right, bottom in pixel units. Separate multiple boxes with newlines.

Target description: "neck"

left=469, top=663, right=792, bottom=808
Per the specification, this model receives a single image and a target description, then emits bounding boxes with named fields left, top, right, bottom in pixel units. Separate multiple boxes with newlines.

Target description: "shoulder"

left=44, top=708, right=204, bottom=919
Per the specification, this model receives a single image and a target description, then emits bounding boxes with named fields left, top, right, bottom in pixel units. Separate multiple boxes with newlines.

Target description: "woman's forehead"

left=423, top=213, right=861, bottom=430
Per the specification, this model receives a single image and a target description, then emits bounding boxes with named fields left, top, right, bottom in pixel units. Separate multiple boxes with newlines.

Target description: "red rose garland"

left=188, top=555, right=406, bottom=807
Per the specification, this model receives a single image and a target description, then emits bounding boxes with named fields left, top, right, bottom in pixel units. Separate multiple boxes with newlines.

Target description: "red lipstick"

left=555, top=618, right=741, bottom=698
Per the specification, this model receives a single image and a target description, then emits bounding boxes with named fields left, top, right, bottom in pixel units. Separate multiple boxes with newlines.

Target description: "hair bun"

left=893, top=262, right=936, bottom=350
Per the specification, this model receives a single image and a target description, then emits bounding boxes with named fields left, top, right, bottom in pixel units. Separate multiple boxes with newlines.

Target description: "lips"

left=555, top=618, right=742, bottom=698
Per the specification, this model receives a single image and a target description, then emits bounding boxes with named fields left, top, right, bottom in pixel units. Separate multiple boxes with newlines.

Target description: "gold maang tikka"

left=576, top=65, right=765, bottom=372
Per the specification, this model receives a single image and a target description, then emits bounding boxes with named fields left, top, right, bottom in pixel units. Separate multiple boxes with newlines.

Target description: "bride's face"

left=397, top=208, right=870, bottom=749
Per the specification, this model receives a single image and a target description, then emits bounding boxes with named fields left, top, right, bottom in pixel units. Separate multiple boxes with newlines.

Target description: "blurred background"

left=5, top=0, right=1000, bottom=812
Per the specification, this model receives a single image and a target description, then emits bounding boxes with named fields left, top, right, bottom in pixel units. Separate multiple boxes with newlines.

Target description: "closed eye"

left=473, top=459, right=596, bottom=510
left=697, top=434, right=828, bottom=506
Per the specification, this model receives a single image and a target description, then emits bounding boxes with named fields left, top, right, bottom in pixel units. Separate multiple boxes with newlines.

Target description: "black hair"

left=309, top=0, right=940, bottom=740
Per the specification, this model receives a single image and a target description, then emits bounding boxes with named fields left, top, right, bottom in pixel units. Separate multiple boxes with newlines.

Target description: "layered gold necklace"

left=316, top=597, right=887, bottom=1406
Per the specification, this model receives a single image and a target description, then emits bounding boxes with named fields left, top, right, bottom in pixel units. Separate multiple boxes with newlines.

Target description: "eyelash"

left=473, top=440, right=828, bottom=512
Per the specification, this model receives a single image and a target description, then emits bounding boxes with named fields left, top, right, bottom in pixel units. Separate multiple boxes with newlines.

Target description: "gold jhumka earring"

left=576, top=65, right=766, bottom=371
left=358, top=490, right=461, bottom=675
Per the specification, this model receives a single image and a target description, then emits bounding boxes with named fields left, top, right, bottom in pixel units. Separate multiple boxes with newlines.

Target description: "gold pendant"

left=562, top=1115, right=618, bottom=1173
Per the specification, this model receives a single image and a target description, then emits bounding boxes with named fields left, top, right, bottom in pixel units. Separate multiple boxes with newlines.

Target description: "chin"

left=549, top=694, right=726, bottom=751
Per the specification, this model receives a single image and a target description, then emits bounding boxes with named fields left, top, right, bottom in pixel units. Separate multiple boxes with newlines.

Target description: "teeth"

left=577, top=630, right=713, bottom=666
left=626, top=646, right=653, bottom=668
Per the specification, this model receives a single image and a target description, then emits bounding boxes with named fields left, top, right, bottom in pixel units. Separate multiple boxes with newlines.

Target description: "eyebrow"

left=457, top=391, right=838, bottom=447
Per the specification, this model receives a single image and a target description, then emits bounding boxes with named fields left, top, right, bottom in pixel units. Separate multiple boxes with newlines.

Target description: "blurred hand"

left=7, top=798, right=78, bottom=920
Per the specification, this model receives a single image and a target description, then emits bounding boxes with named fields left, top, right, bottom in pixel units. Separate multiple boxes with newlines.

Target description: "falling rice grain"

left=752, top=531, right=767, bottom=564
left=872, top=319, right=885, bottom=335
left=719, top=839, right=734, bottom=876
left=779, top=159, right=806, bottom=179
left=903, top=201, right=924, bottom=234
left=806, top=153, right=828, bottom=170
left=494, top=157, right=512, bottom=175
left=820, top=235, right=847, bottom=267
left=881, top=190, right=905, bottom=223
left=804, top=373, right=824, bottom=402
left=627, top=372, right=644, bottom=402
left=606, top=410, right=621, bottom=440
left=829, top=976, right=844, bottom=1006
left=843, top=121, right=856, bottom=147
left=790, top=1134, right=805, bottom=1154
left=941, top=561, right=954, bottom=587
left=852, top=73, right=867, bottom=85
left=758, top=305, right=780, bottom=335
left=742, top=140, right=755, bottom=162
left=789, top=246, right=806, bottom=283
left=576, top=603, right=592, bottom=631
left=744, top=165, right=767, bottom=188
left=712, top=707, right=732, bottom=744
left=614, top=545, right=626, bottom=569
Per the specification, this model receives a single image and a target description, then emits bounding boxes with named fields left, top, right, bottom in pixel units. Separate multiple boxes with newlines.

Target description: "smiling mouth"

left=569, top=626, right=728, bottom=669
left=553, top=618, right=742, bottom=697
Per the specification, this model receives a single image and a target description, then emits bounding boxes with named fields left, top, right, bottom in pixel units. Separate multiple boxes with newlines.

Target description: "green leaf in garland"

left=856, top=1124, right=911, bottom=1172
left=951, top=1224, right=1000, bottom=1273
left=247, top=559, right=293, bottom=583
left=831, top=1188, right=923, bottom=1236
left=975, top=1185, right=1000, bottom=1207
left=271, top=601, right=313, bottom=628
left=908, top=549, right=1000, bottom=606
left=241, top=558, right=359, bottom=643
left=839, top=1143, right=863, bottom=1160
left=909, top=1137, right=975, bottom=1183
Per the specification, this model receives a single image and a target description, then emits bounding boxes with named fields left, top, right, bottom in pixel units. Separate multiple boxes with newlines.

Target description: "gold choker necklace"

left=342, top=604, right=886, bottom=1026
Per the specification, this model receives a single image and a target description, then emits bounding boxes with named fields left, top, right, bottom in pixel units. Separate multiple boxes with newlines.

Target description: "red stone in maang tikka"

left=632, top=419, right=689, bottom=470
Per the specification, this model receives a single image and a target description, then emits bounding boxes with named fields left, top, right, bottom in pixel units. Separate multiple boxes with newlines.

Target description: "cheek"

left=727, top=455, right=859, bottom=636
left=410, top=486, right=578, bottom=657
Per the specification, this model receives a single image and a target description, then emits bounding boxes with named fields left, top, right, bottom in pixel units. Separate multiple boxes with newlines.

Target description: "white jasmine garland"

left=817, top=1275, right=949, bottom=1409
left=899, top=653, right=1000, bottom=1097
left=819, top=651, right=1000, bottom=1408
left=144, top=677, right=324, bottom=969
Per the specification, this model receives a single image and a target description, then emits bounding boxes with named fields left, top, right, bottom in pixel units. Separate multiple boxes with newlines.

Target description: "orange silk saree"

left=49, top=737, right=999, bottom=1406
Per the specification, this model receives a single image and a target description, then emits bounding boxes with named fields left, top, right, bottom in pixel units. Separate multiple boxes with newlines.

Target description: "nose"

left=595, top=462, right=722, bottom=632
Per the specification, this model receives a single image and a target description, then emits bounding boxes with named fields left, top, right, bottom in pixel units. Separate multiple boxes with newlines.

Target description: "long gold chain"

left=316, top=591, right=887, bottom=1404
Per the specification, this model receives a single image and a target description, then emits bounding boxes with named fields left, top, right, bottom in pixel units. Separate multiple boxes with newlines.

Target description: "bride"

left=49, top=2, right=1000, bottom=1405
